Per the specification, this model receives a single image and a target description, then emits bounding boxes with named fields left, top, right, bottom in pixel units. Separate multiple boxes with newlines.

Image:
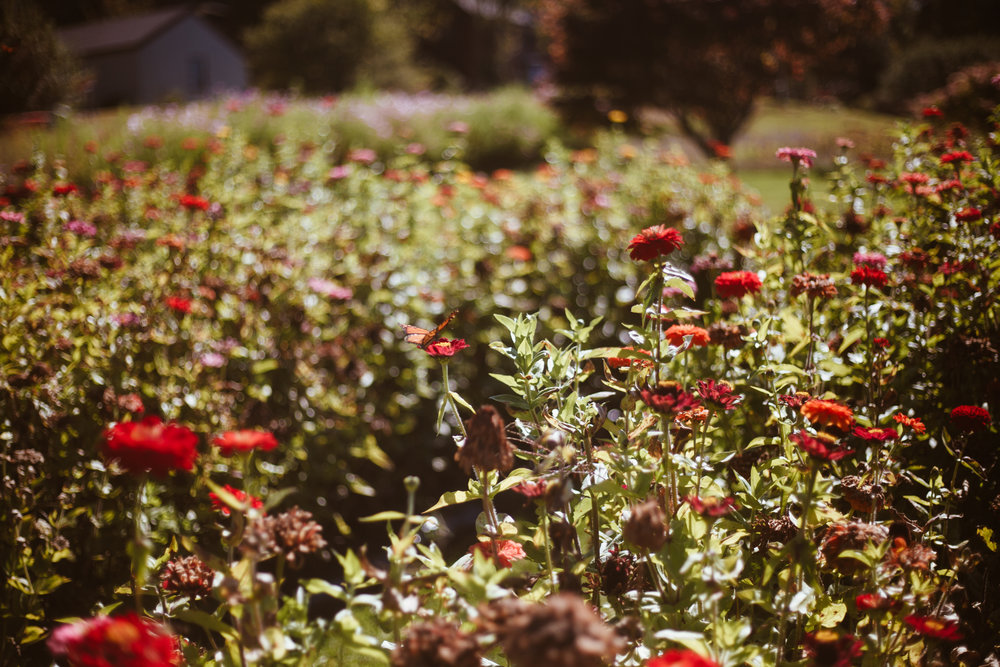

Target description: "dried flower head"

left=456, top=405, right=513, bottom=475
left=820, top=521, right=889, bottom=575
left=790, top=273, right=837, bottom=300
left=392, top=618, right=483, bottom=667
left=887, top=537, right=936, bottom=572
left=478, top=594, right=625, bottom=667
left=707, top=322, right=746, bottom=349
left=627, top=225, right=684, bottom=262
left=714, top=271, right=762, bottom=299
left=272, top=507, right=327, bottom=567
left=624, top=497, right=668, bottom=550
left=160, top=555, right=214, bottom=598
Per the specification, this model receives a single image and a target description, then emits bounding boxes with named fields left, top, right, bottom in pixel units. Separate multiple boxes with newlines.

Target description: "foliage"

left=2, top=93, right=999, bottom=666
left=875, top=37, right=1000, bottom=114
left=536, top=0, right=893, bottom=155
left=0, top=0, right=84, bottom=115
left=915, top=62, right=1000, bottom=130
left=243, top=0, right=428, bottom=94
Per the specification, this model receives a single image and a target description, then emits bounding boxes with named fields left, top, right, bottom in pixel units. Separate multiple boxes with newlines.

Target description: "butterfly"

left=401, top=310, right=458, bottom=349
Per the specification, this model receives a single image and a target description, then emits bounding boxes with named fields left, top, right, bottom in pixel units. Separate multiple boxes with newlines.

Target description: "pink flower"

left=307, top=277, right=353, bottom=300
left=776, top=147, right=817, bottom=168
left=852, top=251, right=887, bottom=269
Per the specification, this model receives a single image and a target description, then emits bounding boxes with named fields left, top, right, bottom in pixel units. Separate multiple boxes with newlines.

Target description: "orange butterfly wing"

left=402, top=310, right=458, bottom=348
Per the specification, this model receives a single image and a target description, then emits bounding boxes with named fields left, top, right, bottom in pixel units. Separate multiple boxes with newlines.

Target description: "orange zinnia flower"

left=801, top=399, right=854, bottom=431
left=663, top=324, right=710, bottom=347
left=893, top=413, right=926, bottom=434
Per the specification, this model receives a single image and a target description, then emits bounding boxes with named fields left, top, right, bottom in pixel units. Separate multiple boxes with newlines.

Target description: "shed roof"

left=57, top=6, right=192, bottom=58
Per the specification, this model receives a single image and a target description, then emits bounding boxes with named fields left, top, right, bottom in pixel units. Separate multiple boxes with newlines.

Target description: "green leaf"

left=251, top=359, right=279, bottom=375
left=424, top=489, right=472, bottom=513
left=494, top=313, right=517, bottom=334
left=979, top=526, right=997, bottom=552
left=817, top=601, right=848, bottom=627
left=173, top=609, right=238, bottom=639
left=450, top=391, right=475, bottom=413
left=358, top=511, right=407, bottom=523
left=303, top=578, right=345, bottom=598
left=837, top=328, right=865, bottom=354
left=493, top=468, right=533, bottom=494
left=664, top=276, right=695, bottom=300
left=20, top=626, right=47, bottom=644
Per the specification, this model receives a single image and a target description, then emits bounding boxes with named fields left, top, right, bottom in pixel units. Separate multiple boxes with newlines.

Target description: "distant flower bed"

left=1, top=95, right=997, bottom=665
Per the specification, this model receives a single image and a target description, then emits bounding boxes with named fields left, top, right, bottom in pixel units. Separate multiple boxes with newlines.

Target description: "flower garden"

left=2, top=94, right=998, bottom=666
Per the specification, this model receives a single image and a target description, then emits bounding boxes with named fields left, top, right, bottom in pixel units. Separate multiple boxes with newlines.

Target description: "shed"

left=58, top=6, right=247, bottom=107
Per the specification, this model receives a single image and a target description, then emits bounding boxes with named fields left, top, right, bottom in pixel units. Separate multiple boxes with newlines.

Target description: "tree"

left=537, top=0, right=893, bottom=155
left=0, top=1, right=83, bottom=115
left=244, top=0, right=427, bottom=93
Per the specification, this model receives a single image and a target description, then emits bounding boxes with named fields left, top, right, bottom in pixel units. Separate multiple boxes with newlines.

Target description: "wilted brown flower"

left=272, top=507, right=327, bottom=567
left=886, top=537, right=936, bottom=572
left=750, top=515, right=796, bottom=549
left=600, top=549, right=642, bottom=598
left=478, top=594, right=624, bottom=667
left=456, top=405, right=513, bottom=475
left=840, top=475, right=884, bottom=513
left=160, top=555, right=214, bottom=598
left=391, top=618, right=482, bottom=667
left=707, top=322, right=746, bottom=349
left=241, top=507, right=326, bottom=566
left=790, top=273, right=838, bottom=300
left=819, top=521, right=889, bottom=575
left=623, top=497, right=667, bottom=551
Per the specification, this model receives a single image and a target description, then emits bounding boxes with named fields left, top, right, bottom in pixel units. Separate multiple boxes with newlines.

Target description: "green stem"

left=775, top=465, right=818, bottom=663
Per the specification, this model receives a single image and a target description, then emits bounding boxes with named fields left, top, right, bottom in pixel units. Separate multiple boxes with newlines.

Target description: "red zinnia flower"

left=775, top=146, right=817, bottom=168
left=685, top=495, right=737, bottom=518
left=511, top=480, right=547, bottom=498
left=663, top=324, right=710, bottom=348
left=791, top=430, right=853, bottom=462
left=104, top=417, right=198, bottom=476
left=165, top=296, right=192, bottom=313
left=940, top=151, right=974, bottom=165
left=803, top=629, right=863, bottom=667
left=607, top=347, right=653, bottom=369
left=851, top=265, right=889, bottom=288
left=424, top=338, right=470, bottom=358
left=856, top=593, right=900, bottom=611
left=714, top=270, right=762, bottom=299
left=904, top=615, right=963, bottom=641
left=893, top=413, right=926, bottom=434
left=922, top=106, right=943, bottom=118
left=468, top=539, right=526, bottom=568
left=53, top=183, right=79, bottom=196
left=179, top=194, right=210, bottom=211
left=801, top=399, right=854, bottom=431
left=647, top=649, right=720, bottom=667
left=212, top=429, right=279, bottom=456
left=899, top=172, right=929, bottom=186
left=627, top=225, right=684, bottom=261
left=640, top=381, right=701, bottom=415
left=209, top=484, right=264, bottom=516
left=48, top=613, right=181, bottom=667
left=696, top=379, right=741, bottom=411
left=852, top=426, right=897, bottom=442
left=949, top=405, right=991, bottom=433
left=954, top=207, right=982, bottom=222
